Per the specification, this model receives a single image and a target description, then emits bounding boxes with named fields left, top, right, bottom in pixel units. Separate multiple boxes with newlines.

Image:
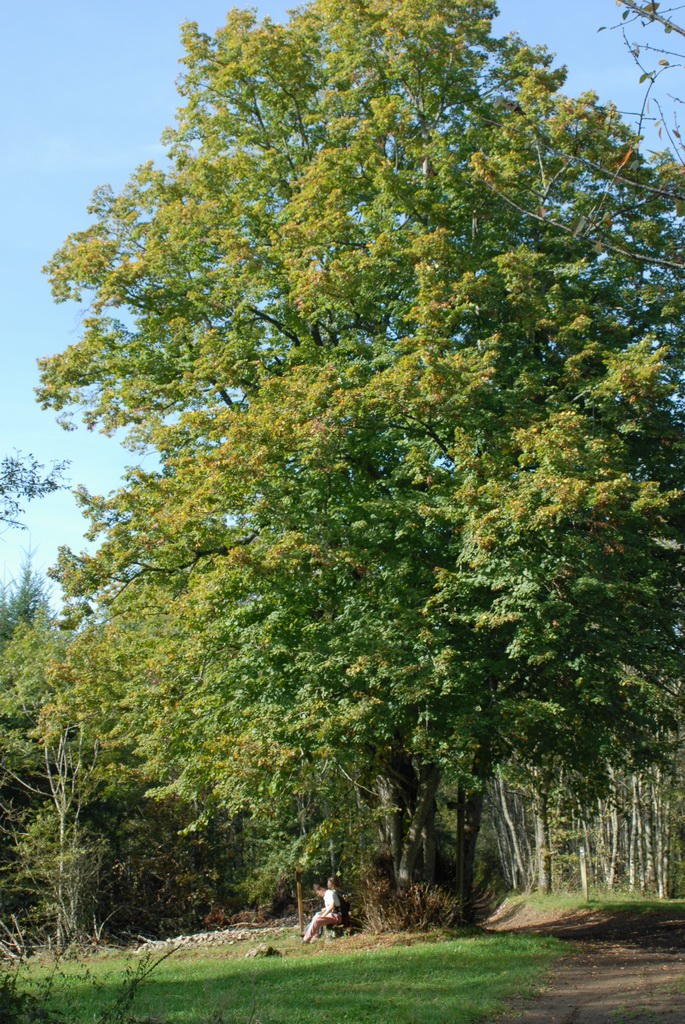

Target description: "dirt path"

left=486, top=902, right=685, bottom=1023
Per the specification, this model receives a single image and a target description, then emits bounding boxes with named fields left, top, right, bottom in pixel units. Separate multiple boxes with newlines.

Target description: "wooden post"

left=579, top=846, right=589, bottom=902
left=296, top=867, right=304, bottom=935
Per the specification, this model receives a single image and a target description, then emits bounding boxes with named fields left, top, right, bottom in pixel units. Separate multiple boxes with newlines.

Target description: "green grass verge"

left=501, top=891, right=685, bottom=916
left=19, top=931, right=564, bottom=1024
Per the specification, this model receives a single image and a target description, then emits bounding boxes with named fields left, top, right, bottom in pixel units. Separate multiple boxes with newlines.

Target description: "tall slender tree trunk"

left=609, top=802, right=620, bottom=889
left=497, top=781, right=529, bottom=890
left=533, top=786, right=552, bottom=895
left=643, top=778, right=656, bottom=892
left=651, top=770, right=670, bottom=898
left=629, top=773, right=639, bottom=892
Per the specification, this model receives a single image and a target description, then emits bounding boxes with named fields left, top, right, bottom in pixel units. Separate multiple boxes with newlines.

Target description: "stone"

left=244, top=944, right=282, bottom=959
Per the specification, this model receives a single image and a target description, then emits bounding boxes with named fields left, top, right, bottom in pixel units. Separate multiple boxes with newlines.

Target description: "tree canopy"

left=38, top=0, right=685, bottom=891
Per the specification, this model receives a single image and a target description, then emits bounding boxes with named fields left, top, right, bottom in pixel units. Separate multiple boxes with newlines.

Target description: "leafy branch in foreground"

left=94, top=948, right=177, bottom=1024
left=0, top=453, right=68, bottom=529
left=0, top=947, right=177, bottom=1024
left=611, top=1, right=685, bottom=166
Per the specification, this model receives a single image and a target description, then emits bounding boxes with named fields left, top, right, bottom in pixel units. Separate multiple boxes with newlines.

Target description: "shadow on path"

left=486, top=905, right=685, bottom=1024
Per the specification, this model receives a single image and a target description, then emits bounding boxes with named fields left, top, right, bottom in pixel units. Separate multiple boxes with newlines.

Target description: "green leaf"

left=571, top=215, right=588, bottom=237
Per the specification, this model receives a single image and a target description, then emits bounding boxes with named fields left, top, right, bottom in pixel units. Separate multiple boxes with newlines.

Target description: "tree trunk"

left=629, top=773, right=639, bottom=892
left=462, top=789, right=484, bottom=918
left=422, top=797, right=437, bottom=884
left=397, top=762, right=441, bottom=888
left=533, top=787, right=552, bottom=895
left=376, top=754, right=441, bottom=889
left=376, top=773, right=405, bottom=878
left=609, top=802, right=620, bottom=890
left=355, top=784, right=367, bottom=868
left=643, top=777, right=656, bottom=892
left=492, top=779, right=529, bottom=890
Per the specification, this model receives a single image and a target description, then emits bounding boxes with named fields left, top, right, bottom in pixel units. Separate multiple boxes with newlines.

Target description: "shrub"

left=358, top=874, right=462, bottom=932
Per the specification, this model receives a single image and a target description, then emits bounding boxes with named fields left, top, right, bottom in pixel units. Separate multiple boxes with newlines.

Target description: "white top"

left=324, top=889, right=341, bottom=912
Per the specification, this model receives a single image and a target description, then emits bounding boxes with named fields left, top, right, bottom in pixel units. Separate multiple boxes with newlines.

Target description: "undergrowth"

left=1, top=947, right=177, bottom=1024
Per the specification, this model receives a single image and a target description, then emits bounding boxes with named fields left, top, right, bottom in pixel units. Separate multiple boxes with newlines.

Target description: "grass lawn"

left=18, top=930, right=565, bottom=1024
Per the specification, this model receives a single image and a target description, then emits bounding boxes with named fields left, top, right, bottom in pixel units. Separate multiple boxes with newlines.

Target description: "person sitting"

left=327, top=875, right=351, bottom=927
left=302, top=883, right=341, bottom=943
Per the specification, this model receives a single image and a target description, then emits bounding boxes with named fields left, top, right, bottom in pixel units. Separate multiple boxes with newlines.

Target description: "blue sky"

left=0, top=0, right=660, bottom=590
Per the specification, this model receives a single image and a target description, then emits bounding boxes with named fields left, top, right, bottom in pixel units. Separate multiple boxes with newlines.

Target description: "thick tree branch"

left=136, top=533, right=259, bottom=575
left=246, top=306, right=302, bottom=346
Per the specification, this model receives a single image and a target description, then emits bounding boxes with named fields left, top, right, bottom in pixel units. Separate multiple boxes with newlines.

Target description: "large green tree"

left=39, top=0, right=685, bottom=892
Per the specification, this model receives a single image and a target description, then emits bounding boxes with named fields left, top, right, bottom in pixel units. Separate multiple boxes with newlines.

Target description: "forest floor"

left=485, top=897, right=685, bottom=1023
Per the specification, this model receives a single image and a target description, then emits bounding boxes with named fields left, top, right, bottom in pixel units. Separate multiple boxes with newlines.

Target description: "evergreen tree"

left=0, top=557, right=51, bottom=649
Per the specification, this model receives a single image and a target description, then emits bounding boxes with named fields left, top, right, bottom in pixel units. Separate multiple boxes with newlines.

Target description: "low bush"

left=359, top=876, right=462, bottom=932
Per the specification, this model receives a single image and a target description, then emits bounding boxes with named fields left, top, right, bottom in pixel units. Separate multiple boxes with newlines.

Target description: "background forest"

left=3, top=0, right=685, bottom=950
